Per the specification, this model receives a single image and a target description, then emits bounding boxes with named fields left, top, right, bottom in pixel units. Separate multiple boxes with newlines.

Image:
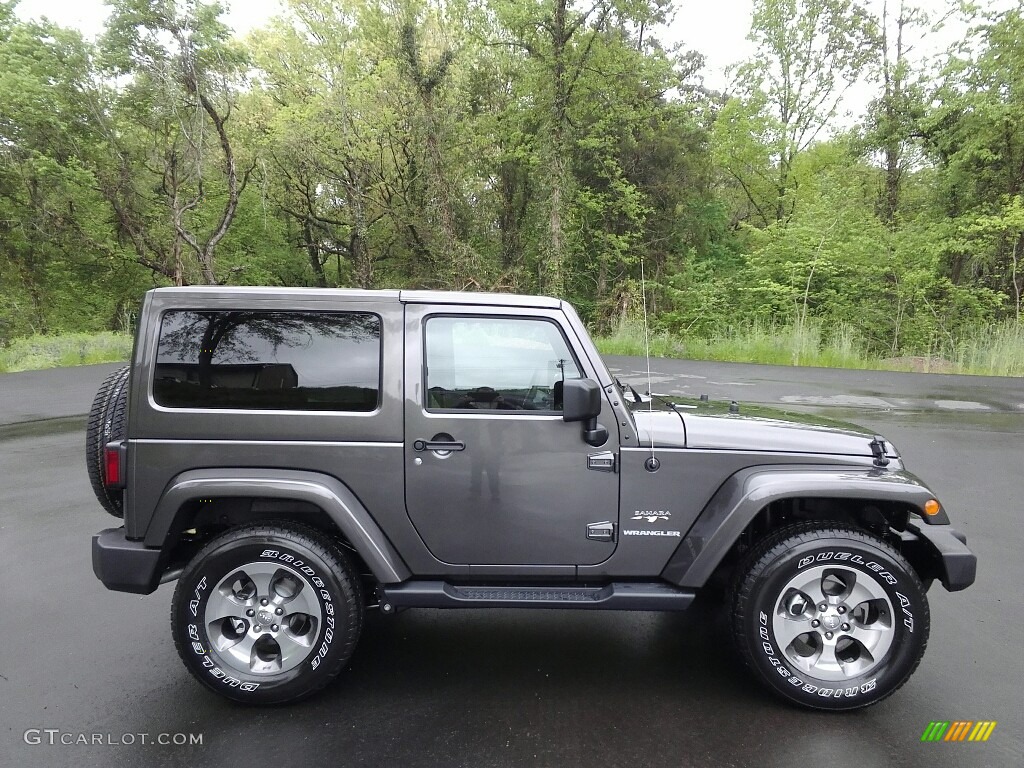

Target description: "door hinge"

left=587, top=521, right=616, bottom=542
left=587, top=451, right=616, bottom=473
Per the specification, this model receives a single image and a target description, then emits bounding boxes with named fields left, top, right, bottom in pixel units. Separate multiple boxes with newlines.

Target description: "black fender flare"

left=144, top=468, right=411, bottom=584
left=662, top=465, right=949, bottom=588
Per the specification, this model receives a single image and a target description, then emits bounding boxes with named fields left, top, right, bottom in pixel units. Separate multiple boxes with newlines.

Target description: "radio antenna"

left=640, top=258, right=659, bottom=471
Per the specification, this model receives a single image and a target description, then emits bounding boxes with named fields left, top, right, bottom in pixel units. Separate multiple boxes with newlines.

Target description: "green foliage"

left=0, top=10, right=153, bottom=341
left=920, top=7, right=1024, bottom=314
left=596, top=318, right=874, bottom=369
left=951, top=321, right=1024, bottom=377
left=96, top=0, right=253, bottom=285
left=727, top=0, right=878, bottom=222
left=594, top=319, right=687, bottom=359
left=1, top=0, right=1023, bottom=376
left=595, top=318, right=1024, bottom=376
left=0, top=332, right=133, bottom=372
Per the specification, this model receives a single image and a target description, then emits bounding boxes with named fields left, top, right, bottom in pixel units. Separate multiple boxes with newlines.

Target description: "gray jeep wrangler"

left=88, top=287, right=976, bottom=709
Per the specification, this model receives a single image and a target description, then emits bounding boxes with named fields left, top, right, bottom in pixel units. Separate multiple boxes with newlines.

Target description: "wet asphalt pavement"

left=0, top=360, right=1022, bottom=768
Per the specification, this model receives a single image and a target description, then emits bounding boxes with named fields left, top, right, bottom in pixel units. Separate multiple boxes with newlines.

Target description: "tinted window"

left=154, top=310, right=381, bottom=411
left=425, top=317, right=582, bottom=412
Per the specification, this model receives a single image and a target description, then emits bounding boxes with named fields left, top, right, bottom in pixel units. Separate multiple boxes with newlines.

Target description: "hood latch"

left=869, top=436, right=890, bottom=467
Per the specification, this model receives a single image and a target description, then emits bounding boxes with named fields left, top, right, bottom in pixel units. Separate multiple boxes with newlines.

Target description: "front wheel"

left=171, top=523, right=363, bottom=704
left=731, top=522, right=929, bottom=710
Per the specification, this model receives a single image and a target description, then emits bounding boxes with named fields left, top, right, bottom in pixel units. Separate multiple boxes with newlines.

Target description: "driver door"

left=403, top=305, right=619, bottom=566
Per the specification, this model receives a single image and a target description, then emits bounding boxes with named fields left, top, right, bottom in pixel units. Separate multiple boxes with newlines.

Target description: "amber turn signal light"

left=923, top=499, right=941, bottom=516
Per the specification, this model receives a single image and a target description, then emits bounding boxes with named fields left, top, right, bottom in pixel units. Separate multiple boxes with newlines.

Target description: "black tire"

left=85, top=366, right=130, bottom=517
left=731, top=522, right=929, bottom=711
left=171, top=522, right=363, bottom=704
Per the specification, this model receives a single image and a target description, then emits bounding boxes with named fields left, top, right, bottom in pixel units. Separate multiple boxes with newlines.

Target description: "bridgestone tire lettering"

left=171, top=522, right=363, bottom=704
left=731, top=522, right=929, bottom=711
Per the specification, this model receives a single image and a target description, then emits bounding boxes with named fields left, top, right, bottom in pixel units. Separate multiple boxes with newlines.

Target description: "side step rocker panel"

left=381, top=581, right=695, bottom=611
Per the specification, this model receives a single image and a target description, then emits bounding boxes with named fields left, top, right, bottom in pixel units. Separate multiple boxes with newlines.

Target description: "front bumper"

left=900, top=523, right=977, bottom=592
left=92, top=527, right=164, bottom=594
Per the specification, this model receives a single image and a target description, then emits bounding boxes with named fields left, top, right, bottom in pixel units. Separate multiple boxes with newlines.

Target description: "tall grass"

left=1, top=322, right=1021, bottom=377
left=0, top=332, right=132, bottom=373
left=598, top=319, right=871, bottom=369
left=595, top=319, right=1024, bottom=377
left=596, top=321, right=688, bottom=359
left=680, top=320, right=871, bottom=370
left=949, top=321, right=1024, bottom=377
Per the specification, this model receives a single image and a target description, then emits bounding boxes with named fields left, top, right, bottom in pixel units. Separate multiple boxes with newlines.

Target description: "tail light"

left=104, top=441, right=127, bottom=489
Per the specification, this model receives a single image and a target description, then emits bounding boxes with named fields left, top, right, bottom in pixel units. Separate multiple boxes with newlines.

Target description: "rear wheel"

left=171, top=523, right=363, bottom=704
left=85, top=366, right=129, bottom=517
left=731, top=522, right=929, bottom=710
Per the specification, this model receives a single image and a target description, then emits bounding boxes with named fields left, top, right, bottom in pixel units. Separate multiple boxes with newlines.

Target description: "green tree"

left=98, top=0, right=252, bottom=284
left=487, top=0, right=674, bottom=295
left=922, top=6, right=1024, bottom=309
left=0, top=5, right=150, bottom=338
left=864, top=0, right=931, bottom=225
left=731, top=0, right=877, bottom=222
left=248, top=0, right=389, bottom=288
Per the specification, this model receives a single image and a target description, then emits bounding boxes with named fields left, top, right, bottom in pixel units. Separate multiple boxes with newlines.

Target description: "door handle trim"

left=413, top=439, right=466, bottom=452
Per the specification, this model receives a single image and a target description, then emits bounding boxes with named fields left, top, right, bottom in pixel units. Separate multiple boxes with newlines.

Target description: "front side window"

left=425, top=316, right=582, bottom=412
left=154, top=310, right=381, bottom=411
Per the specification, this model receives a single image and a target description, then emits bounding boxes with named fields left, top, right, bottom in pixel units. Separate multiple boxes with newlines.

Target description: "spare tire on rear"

left=86, top=366, right=130, bottom=517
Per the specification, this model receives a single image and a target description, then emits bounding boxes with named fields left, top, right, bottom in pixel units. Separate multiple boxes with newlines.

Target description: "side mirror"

left=562, top=378, right=602, bottom=422
left=561, top=378, right=608, bottom=447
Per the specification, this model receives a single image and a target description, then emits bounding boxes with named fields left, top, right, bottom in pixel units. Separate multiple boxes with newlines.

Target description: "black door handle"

left=413, top=439, right=466, bottom=452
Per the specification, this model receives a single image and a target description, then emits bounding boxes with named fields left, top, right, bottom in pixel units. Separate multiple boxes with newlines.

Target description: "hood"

left=630, top=400, right=689, bottom=448
left=628, top=397, right=898, bottom=458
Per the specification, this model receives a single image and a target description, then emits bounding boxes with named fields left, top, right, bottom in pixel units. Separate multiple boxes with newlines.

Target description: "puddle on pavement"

left=803, top=407, right=1024, bottom=434
left=932, top=400, right=991, bottom=411
left=780, top=394, right=895, bottom=408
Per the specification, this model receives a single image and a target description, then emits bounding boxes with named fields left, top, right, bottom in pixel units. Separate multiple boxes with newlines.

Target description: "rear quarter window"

left=153, top=310, right=381, bottom=411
